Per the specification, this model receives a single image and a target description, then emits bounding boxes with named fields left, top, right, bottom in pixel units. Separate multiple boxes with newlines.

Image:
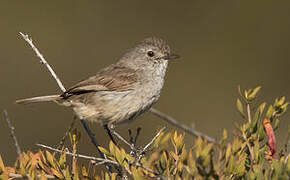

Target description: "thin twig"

left=247, top=104, right=252, bottom=123
left=149, top=108, right=216, bottom=143
left=3, top=110, right=22, bottom=157
left=112, top=127, right=166, bottom=165
left=242, top=131, right=255, bottom=163
left=111, top=129, right=135, bottom=149
left=140, top=127, right=165, bottom=154
left=36, top=143, right=118, bottom=165
left=135, top=127, right=166, bottom=162
left=9, top=172, right=55, bottom=179
left=19, top=32, right=66, bottom=92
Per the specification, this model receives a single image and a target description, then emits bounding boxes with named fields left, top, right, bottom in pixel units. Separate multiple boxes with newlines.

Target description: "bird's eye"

left=147, top=51, right=155, bottom=57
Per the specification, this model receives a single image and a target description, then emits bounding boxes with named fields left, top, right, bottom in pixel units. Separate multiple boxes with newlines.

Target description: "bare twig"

left=37, top=143, right=165, bottom=179
left=19, top=32, right=66, bottom=92
left=149, top=108, right=216, bottom=143
left=140, top=127, right=165, bottom=155
left=247, top=104, right=252, bottom=123
left=111, top=129, right=135, bottom=149
left=242, top=131, right=255, bottom=163
left=112, top=127, right=166, bottom=164
left=36, top=143, right=118, bottom=165
left=8, top=172, right=55, bottom=179
left=134, top=127, right=166, bottom=163
left=3, top=110, right=22, bottom=157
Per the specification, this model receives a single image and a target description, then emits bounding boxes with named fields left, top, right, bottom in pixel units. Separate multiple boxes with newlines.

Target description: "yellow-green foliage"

left=0, top=86, right=290, bottom=179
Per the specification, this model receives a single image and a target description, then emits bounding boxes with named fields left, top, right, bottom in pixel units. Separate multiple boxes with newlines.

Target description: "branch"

left=242, top=131, right=255, bottom=163
left=111, top=127, right=166, bottom=162
left=37, top=143, right=166, bottom=179
left=8, top=172, right=55, bottom=179
left=111, top=129, right=135, bottom=149
left=3, top=110, right=22, bottom=157
left=19, top=32, right=66, bottom=92
left=36, top=143, right=118, bottom=165
left=139, top=127, right=165, bottom=156
left=149, top=108, right=216, bottom=143
left=247, top=103, right=252, bottom=123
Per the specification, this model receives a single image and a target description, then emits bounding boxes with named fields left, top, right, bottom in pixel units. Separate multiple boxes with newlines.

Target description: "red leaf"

left=263, top=118, right=276, bottom=158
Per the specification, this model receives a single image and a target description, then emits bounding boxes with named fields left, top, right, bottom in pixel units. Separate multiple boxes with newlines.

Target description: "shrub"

left=1, top=86, right=289, bottom=179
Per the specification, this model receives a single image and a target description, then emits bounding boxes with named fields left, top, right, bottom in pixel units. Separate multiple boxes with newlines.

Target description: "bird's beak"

left=164, top=53, right=180, bottom=60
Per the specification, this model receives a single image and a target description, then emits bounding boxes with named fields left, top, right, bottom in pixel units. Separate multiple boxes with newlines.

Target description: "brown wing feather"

left=62, top=64, right=138, bottom=98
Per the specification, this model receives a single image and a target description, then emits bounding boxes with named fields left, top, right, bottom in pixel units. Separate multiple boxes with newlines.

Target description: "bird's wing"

left=62, top=64, right=138, bottom=98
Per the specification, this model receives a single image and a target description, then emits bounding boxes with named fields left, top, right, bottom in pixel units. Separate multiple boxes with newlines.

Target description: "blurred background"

left=1, top=1, right=290, bottom=165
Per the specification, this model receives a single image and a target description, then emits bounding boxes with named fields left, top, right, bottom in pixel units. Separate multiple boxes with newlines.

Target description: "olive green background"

left=1, top=1, right=290, bottom=164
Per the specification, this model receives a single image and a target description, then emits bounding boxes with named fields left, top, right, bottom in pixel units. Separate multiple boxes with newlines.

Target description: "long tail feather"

left=16, top=95, right=61, bottom=104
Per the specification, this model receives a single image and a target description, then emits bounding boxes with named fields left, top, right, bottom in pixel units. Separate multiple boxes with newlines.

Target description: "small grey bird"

left=16, top=37, right=179, bottom=130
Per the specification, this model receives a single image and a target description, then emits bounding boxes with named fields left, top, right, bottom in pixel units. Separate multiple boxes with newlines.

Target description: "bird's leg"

left=81, top=120, right=126, bottom=177
left=80, top=119, right=104, bottom=157
left=128, top=127, right=142, bottom=147
left=103, top=124, right=118, bottom=145
left=133, top=127, right=142, bottom=146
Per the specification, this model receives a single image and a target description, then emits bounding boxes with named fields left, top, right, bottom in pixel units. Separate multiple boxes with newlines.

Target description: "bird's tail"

left=15, top=95, right=62, bottom=105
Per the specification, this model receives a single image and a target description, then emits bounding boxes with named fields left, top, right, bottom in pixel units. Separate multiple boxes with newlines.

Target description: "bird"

left=16, top=37, right=179, bottom=141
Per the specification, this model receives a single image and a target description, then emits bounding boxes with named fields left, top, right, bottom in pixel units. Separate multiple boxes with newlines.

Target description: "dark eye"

left=147, top=51, right=155, bottom=57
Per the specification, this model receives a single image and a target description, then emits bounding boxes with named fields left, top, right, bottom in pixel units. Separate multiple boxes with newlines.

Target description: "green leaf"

left=274, top=96, right=285, bottom=108
left=273, top=119, right=280, bottom=130
left=131, top=167, right=147, bottom=180
left=253, top=102, right=266, bottom=123
left=232, top=138, right=241, bottom=153
left=258, top=124, right=266, bottom=141
left=247, top=86, right=261, bottom=101
left=286, top=156, right=290, bottom=175
left=46, top=151, right=56, bottom=169
left=0, top=155, right=5, bottom=174
left=237, top=98, right=246, bottom=118
left=236, top=159, right=246, bottom=176
left=266, top=105, right=274, bottom=119
left=105, top=172, right=110, bottom=180
left=59, top=152, right=66, bottom=169
left=225, top=144, right=231, bottom=163
left=281, top=102, right=289, bottom=111
left=244, top=89, right=250, bottom=100
left=98, top=146, right=111, bottom=157
left=51, top=168, right=64, bottom=179
left=253, top=139, right=260, bottom=162
left=228, top=156, right=234, bottom=173
left=221, top=129, right=228, bottom=149
left=81, top=165, right=88, bottom=177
